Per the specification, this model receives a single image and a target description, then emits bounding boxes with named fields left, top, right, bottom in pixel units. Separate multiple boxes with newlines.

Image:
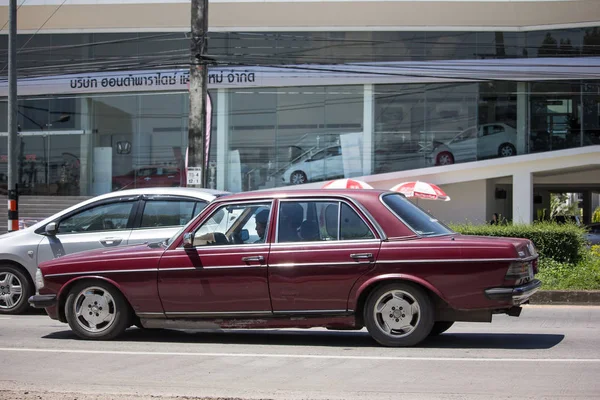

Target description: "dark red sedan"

left=29, top=189, right=541, bottom=347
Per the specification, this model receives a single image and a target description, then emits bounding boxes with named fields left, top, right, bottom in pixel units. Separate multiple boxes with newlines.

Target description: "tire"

left=436, top=152, right=454, bottom=166
left=364, top=282, right=434, bottom=347
left=429, top=321, right=455, bottom=336
left=498, top=143, right=516, bottom=158
left=290, top=170, right=308, bottom=185
left=65, top=280, right=132, bottom=340
left=0, top=264, right=33, bottom=315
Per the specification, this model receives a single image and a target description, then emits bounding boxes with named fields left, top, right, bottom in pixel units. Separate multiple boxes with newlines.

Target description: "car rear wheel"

left=436, top=152, right=454, bottom=166
left=290, top=171, right=308, bottom=185
left=498, top=143, right=516, bottom=157
left=364, top=282, right=434, bottom=347
left=0, top=265, right=32, bottom=315
left=65, top=281, right=132, bottom=340
left=429, top=321, right=455, bottom=336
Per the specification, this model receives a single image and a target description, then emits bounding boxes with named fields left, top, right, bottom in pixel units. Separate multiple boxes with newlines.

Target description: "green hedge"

left=536, top=254, right=600, bottom=290
left=448, top=221, right=588, bottom=264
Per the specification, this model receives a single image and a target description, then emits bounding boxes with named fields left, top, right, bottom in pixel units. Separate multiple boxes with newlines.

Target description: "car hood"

left=0, top=227, right=35, bottom=241
left=39, top=242, right=165, bottom=270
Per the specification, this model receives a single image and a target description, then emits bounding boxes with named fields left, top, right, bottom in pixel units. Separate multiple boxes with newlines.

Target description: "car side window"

left=310, top=149, right=327, bottom=161
left=58, top=202, right=135, bottom=234
left=340, top=203, right=375, bottom=240
left=193, top=202, right=272, bottom=246
left=277, top=200, right=372, bottom=243
left=140, top=200, right=205, bottom=228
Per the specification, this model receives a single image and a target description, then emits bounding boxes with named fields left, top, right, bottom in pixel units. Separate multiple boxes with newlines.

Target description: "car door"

left=324, top=146, right=343, bottom=179
left=36, top=196, right=138, bottom=263
left=268, top=198, right=381, bottom=313
left=307, top=149, right=327, bottom=180
left=478, top=124, right=504, bottom=158
left=450, top=127, right=478, bottom=162
left=127, top=195, right=208, bottom=245
left=157, top=200, right=274, bottom=316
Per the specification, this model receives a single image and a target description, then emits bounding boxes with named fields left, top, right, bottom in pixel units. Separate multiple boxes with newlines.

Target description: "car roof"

left=212, top=188, right=390, bottom=203
left=27, top=187, right=230, bottom=231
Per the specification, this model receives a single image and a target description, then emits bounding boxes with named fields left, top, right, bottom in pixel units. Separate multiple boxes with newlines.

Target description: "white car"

left=282, top=145, right=344, bottom=185
left=428, top=123, right=517, bottom=166
left=0, top=187, right=228, bottom=314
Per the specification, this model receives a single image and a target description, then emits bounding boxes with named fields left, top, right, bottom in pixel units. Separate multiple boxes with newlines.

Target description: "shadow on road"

left=42, top=328, right=564, bottom=350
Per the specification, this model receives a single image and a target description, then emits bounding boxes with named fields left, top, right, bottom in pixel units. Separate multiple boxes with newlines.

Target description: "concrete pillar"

left=512, top=171, right=533, bottom=224
left=78, top=97, right=92, bottom=196
left=485, top=178, right=496, bottom=223
left=582, top=191, right=592, bottom=225
left=216, top=88, right=229, bottom=191
left=362, top=84, right=374, bottom=176
left=516, top=82, right=528, bottom=156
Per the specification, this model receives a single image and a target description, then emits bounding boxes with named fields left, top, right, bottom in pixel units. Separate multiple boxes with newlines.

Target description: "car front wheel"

left=436, top=151, right=454, bottom=166
left=65, top=281, right=132, bottom=340
left=364, top=282, right=434, bottom=347
left=0, top=265, right=32, bottom=315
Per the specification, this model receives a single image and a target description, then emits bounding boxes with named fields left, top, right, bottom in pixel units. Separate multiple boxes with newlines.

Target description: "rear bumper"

left=485, top=279, right=542, bottom=304
left=28, top=294, right=57, bottom=308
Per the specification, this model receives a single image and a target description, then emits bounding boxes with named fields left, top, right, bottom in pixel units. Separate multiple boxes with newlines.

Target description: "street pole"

left=7, top=0, right=18, bottom=231
left=187, top=0, right=209, bottom=188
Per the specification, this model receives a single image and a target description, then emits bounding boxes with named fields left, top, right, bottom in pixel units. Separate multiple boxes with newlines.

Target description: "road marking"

left=0, top=317, right=11, bottom=320
left=0, top=347, right=599, bottom=363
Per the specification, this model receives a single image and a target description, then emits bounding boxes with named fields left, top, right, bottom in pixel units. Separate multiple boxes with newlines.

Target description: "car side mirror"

left=45, top=222, right=58, bottom=236
left=240, top=229, right=249, bottom=242
left=183, top=232, right=194, bottom=248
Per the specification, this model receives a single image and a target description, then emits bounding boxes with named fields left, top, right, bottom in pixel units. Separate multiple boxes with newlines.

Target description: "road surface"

left=1, top=305, right=599, bottom=400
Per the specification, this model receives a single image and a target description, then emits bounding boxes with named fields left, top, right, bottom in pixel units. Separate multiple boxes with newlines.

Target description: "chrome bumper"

left=485, top=279, right=542, bottom=304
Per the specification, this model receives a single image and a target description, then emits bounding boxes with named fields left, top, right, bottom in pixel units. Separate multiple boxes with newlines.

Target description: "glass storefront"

left=1, top=27, right=599, bottom=196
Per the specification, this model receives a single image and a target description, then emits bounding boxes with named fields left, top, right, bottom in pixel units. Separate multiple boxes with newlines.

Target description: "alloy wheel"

left=373, top=289, right=421, bottom=338
left=0, top=272, right=23, bottom=310
left=72, top=286, right=117, bottom=333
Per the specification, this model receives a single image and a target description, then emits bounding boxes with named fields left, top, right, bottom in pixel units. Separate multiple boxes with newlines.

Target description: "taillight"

left=505, top=261, right=534, bottom=280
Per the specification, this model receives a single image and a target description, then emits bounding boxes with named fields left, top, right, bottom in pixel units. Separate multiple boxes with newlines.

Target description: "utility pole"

left=187, top=0, right=209, bottom=188
left=7, top=0, right=18, bottom=231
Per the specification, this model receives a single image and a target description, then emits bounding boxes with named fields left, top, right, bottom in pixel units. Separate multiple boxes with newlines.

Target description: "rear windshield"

left=381, top=193, right=453, bottom=237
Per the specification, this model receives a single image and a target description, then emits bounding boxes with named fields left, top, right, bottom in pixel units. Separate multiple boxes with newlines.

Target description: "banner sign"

left=1, top=57, right=599, bottom=98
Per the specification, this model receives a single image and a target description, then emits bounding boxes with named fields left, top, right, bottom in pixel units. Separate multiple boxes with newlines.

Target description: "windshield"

left=381, top=193, right=453, bottom=237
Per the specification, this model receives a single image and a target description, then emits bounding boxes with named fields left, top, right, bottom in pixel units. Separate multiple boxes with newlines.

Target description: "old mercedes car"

left=29, top=189, right=541, bottom=347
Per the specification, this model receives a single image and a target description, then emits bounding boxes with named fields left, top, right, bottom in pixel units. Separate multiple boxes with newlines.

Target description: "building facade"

left=1, top=0, right=600, bottom=224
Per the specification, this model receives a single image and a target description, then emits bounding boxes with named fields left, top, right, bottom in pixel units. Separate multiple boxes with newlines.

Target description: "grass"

left=536, top=251, right=600, bottom=290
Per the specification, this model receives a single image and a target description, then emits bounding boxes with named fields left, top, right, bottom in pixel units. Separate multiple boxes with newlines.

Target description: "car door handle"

left=100, top=237, right=123, bottom=246
left=242, top=255, right=265, bottom=263
left=350, top=253, right=373, bottom=260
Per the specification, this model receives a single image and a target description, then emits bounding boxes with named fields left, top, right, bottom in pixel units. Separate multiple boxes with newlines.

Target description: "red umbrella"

left=322, top=178, right=373, bottom=189
left=390, top=181, right=451, bottom=201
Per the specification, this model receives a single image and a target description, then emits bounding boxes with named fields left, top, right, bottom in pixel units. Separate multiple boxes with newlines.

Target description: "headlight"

left=35, top=268, right=45, bottom=291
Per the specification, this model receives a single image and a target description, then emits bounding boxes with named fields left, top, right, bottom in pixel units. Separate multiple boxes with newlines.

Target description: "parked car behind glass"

left=31, top=189, right=540, bottom=347
left=428, top=123, right=517, bottom=166
left=0, top=187, right=228, bottom=314
left=281, top=145, right=344, bottom=185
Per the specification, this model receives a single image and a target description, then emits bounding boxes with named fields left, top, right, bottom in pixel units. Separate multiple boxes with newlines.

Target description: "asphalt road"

left=1, top=305, right=600, bottom=400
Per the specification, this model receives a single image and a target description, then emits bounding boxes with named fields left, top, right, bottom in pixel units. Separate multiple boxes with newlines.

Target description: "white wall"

left=413, top=180, right=488, bottom=225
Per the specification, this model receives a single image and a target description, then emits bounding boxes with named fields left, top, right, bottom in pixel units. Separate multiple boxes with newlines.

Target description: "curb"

left=530, top=291, right=600, bottom=305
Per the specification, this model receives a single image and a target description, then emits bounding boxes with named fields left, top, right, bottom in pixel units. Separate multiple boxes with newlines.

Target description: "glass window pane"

left=340, top=203, right=374, bottom=240
left=140, top=200, right=200, bottom=228
left=194, top=202, right=271, bottom=246
left=382, top=194, right=453, bottom=237
left=278, top=201, right=339, bottom=243
left=58, top=201, right=135, bottom=233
